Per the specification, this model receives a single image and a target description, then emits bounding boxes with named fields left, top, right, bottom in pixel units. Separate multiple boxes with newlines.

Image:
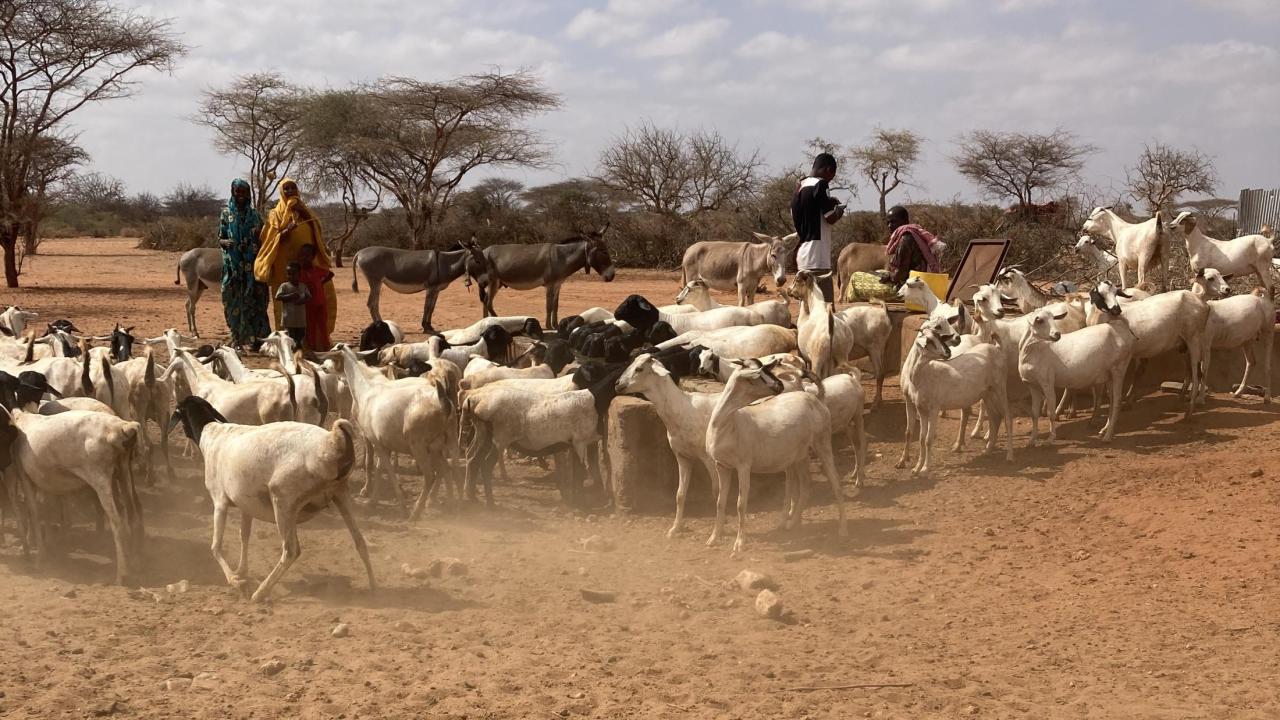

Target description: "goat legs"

left=333, top=493, right=376, bottom=592
left=706, top=462, right=732, bottom=547
left=1027, top=383, right=1045, bottom=446
left=235, top=515, right=253, bottom=579
left=250, top=500, right=301, bottom=603
left=896, top=399, right=917, bottom=469
left=816, top=436, right=849, bottom=539
left=1099, top=371, right=1124, bottom=441
left=952, top=407, right=969, bottom=451
left=914, top=411, right=933, bottom=475
left=732, top=465, right=752, bottom=555
left=1233, top=345, right=1255, bottom=398
left=408, top=448, right=439, bottom=520
left=209, top=501, right=249, bottom=596
left=668, top=454, right=695, bottom=538
left=851, top=404, right=866, bottom=488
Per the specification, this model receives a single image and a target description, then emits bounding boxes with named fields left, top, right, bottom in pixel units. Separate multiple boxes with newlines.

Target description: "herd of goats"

left=0, top=206, right=1275, bottom=602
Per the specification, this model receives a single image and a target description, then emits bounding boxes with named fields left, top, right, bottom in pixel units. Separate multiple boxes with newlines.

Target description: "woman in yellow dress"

left=254, top=178, right=338, bottom=338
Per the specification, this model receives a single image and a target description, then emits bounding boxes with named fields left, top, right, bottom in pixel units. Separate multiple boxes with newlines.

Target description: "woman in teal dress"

left=219, top=179, right=272, bottom=348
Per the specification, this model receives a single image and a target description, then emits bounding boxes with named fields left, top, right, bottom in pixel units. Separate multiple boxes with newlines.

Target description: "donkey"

left=680, top=233, right=794, bottom=306
left=174, top=248, right=223, bottom=338
left=351, top=237, right=489, bottom=333
left=480, top=228, right=617, bottom=328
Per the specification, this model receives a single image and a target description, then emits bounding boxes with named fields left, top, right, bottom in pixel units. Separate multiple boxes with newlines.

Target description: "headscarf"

left=885, top=206, right=943, bottom=274
left=254, top=178, right=332, bottom=282
left=225, top=178, right=257, bottom=230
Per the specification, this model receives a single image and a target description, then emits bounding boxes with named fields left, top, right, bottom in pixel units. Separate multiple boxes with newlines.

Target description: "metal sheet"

left=946, top=239, right=1010, bottom=304
left=1239, top=188, right=1280, bottom=235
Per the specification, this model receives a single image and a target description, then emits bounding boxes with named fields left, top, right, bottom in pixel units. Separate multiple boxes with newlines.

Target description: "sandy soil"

left=1, top=238, right=1279, bottom=719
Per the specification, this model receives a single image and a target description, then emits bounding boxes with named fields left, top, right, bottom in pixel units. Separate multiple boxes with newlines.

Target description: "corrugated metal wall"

left=1239, top=188, right=1280, bottom=234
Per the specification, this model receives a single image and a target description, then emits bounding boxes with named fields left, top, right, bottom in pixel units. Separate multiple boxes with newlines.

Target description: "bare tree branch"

left=951, top=128, right=1095, bottom=212
left=1125, top=142, right=1218, bottom=215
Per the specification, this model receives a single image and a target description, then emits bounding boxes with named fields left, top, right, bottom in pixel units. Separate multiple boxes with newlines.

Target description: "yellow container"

left=905, top=270, right=950, bottom=312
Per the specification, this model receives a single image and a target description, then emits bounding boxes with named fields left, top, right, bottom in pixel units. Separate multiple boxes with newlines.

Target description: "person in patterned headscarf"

left=254, top=178, right=337, bottom=337
left=218, top=178, right=271, bottom=349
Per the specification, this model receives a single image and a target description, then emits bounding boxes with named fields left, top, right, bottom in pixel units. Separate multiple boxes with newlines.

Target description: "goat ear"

left=1116, top=289, right=1132, bottom=298
left=1053, top=310, right=1068, bottom=320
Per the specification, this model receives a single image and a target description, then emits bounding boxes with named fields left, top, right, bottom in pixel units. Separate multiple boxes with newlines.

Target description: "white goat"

left=4, top=408, right=144, bottom=584
left=674, top=279, right=792, bottom=327
left=212, top=346, right=326, bottom=425
left=335, top=345, right=455, bottom=517
left=1168, top=211, right=1274, bottom=298
left=615, top=354, right=769, bottom=538
left=786, top=270, right=852, bottom=379
left=168, top=396, right=373, bottom=602
left=1085, top=282, right=1207, bottom=418
left=1080, top=206, right=1169, bottom=290
left=459, top=366, right=620, bottom=507
left=1074, top=235, right=1120, bottom=282
left=897, top=316, right=1012, bottom=475
left=837, top=301, right=891, bottom=405
left=165, top=350, right=298, bottom=425
left=1018, top=306, right=1134, bottom=444
left=656, top=325, right=798, bottom=358
left=704, top=362, right=848, bottom=554
left=1190, top=268, right=1274, bottom=403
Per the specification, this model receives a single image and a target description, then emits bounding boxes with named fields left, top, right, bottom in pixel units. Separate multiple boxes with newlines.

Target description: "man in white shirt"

left=790, top=153, right=845, bottom=301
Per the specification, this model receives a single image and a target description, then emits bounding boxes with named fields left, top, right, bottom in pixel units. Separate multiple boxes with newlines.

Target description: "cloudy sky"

left=86, top=0, right=1279, bottom=210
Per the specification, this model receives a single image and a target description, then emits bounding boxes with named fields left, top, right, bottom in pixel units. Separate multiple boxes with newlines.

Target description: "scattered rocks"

left=165, top=579, right=190, bottom=594
left=1249, top=468, right=1264, bottom=478
left=162, top=677, right=192, bottom=692
left=782, top=550, right=814, bottom=563
left=755, top=589, right=783, bottom=620
left=259, top=658, right=286, bottom=677
left=331, top=623, right=350, bottom=639
left=734, top=570, right=777, bottom=592
left=92, top=700, right=122, bottom=716
left=190, top=672, right=221, bottom=692
left=1069, top=550, right=1091, bottom=562
left=444, top=559, right=468, bottom=577
left=392, top=621, right=417, bottom=633
left=61, top=588, right=78, bottom=599
left=580, top=535, right=615, bottom=553
left=400, top=563, right=431, bottom=580
left=580, top=589, right=617, bottom=604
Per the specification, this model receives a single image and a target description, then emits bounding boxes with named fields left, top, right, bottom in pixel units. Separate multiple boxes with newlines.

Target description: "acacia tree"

left=305, top=72, right=559, bottom=249
left=951, top=128, right=1096, bottom=213
left=1126, top=142, right=1218, bottom=215
left=294, top=90, right=382, bottom=266
left=849, top=127, right=922, bottom=219
left=193, top=72, right=305, bottom=214
left=598, top=122, right=761, bottom=216
left=0, top=0, right=184, bottom=286
left=21, top=133, right=86, bottom=261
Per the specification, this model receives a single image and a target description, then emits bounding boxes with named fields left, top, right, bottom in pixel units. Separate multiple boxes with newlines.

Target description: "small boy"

left=274, top=261, right=310, bottom=347
left=296, top=243, right=334, bottom=351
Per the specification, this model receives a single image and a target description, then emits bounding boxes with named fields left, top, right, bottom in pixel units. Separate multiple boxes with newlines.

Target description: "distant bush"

left=137, top=216, right=216, bottom=251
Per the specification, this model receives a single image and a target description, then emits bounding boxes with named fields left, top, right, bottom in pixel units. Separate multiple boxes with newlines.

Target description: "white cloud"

left=1193, top=0, right=1280, bottom=20
left=633, top=18, right=730, bottom=58
left=735, top=31, right=803, bottom=59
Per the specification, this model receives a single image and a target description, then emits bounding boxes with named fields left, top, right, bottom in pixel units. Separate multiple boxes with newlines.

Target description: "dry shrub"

left=137, top=217, right=216, bottom=251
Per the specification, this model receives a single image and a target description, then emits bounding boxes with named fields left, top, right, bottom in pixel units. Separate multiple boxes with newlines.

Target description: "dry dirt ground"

left=1, top=238, right=1279, bottom=719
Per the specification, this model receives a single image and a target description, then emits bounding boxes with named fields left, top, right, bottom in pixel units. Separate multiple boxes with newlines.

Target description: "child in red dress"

left=296, top=243, right=334, bottom=351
